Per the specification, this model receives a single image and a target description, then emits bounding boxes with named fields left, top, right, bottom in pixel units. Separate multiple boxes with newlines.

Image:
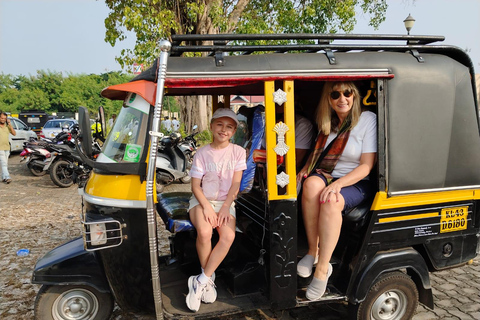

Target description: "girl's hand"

left=203, top=206, right=218, bottom=228
left=217, top=206, right=231, bottom=227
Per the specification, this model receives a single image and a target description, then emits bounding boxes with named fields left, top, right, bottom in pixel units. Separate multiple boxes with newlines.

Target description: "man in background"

left=0, top=112, right=16, bottom=184
left=172, top=117, right=180, bottom=132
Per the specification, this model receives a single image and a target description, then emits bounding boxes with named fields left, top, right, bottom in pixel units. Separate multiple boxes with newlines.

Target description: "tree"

left=0, top=71, right=132, bottom=115
left=103, top=0, right=388, bottom=131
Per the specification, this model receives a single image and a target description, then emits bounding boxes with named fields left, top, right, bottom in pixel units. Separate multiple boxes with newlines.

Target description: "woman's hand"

left=203, top=205, right=218, bottom=228
left=296, top=167, right=308, bottom=185
left=320, top=180, right=344, bottom=204
left=217, top=206, right=231, bottom=227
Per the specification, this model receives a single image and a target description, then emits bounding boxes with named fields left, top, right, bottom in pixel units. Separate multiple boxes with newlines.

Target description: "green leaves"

left=0, top=71, right=132, bottom=115
left=102, top=0, right=387, bottom=70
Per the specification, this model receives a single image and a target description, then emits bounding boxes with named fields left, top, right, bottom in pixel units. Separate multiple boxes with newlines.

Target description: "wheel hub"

left=371, top=290, right=406, bottom=320
left=52, top=288, right=98, bottom=320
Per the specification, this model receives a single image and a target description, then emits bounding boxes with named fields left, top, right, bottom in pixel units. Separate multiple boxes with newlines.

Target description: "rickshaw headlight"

left=90, top=223, right=107, bottom=246
left=82, top=218, right=124, bottom=251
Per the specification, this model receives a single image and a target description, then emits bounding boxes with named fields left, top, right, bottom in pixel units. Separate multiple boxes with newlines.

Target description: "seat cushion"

left=156, top=192, right=194, bottom=233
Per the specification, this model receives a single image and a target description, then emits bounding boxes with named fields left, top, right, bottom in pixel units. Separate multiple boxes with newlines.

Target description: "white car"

left=8, top=117, right=38, bottom=152
left=40, top=119, right=78, bottom=139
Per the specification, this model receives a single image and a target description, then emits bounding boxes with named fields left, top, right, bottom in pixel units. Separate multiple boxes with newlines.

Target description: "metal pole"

left=146, top=39, right=171, bottom=320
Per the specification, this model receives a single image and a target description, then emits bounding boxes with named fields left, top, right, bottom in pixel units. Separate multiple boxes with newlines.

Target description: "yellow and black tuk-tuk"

left=32, top=34, right=480, bottom=320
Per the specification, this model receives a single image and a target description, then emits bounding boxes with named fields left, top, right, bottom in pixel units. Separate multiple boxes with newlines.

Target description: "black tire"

left=28, top=162, right=47, bottom=176
left=34, top=285, right=114, bottom=320
left=180, top=153, right=193, bottom=184
left=353, top=271, right=419, bottom=320
left=49, top=159, right=74, bottom=188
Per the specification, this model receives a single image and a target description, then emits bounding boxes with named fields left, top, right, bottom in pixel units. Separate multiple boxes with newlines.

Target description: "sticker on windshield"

left=123, top=144, right=142, bottom=162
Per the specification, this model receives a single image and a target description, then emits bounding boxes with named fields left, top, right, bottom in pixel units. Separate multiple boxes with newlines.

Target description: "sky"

left=1, top=0, right=479, bottom=76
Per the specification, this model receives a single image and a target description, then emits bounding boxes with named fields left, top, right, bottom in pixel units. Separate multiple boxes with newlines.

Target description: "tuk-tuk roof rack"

left=171, top=33, right=445, bottom=53
left=170, top=33, right=451, bottom=64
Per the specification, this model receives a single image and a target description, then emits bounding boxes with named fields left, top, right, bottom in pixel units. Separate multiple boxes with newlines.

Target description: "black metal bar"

left=171, top=44, right=459, bottom=53
left=171, top=33, right=445, bottom=44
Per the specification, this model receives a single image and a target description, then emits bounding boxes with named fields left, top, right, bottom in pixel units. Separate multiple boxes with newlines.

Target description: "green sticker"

left=123, top=144, right=142, bottom=162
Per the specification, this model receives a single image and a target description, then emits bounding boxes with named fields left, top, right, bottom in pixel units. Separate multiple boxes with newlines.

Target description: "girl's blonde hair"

left=315, top=81, right=362, bottom=135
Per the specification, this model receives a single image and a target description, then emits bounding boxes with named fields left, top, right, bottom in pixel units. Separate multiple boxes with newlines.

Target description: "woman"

left=296, top=81, right=377, bottom=301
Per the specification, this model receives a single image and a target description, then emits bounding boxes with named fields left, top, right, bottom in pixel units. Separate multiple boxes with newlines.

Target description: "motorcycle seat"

left=156, top=192, right=194, bottom=233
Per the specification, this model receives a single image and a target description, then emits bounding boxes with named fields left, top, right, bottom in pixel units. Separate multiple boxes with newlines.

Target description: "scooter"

left=20, top=132, right=73, bottom=176
left=155, top=126, right=198, bottom=193
left=46, top=126, right=100, bottom=188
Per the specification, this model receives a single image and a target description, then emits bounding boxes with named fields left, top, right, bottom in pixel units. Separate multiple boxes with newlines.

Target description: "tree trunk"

left=177, top=0, right=250, bottom=134
left=179, top=96, right=212, bottom=133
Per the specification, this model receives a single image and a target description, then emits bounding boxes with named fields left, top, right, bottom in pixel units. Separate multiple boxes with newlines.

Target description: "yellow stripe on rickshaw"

left=378, top=212, right=439, bottom=223
left=371, top=190, right=480, bottom=211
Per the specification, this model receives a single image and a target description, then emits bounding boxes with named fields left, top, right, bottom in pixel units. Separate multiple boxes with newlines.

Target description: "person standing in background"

left=162, top=116, right=172, bottom=132
left=172, top=117, right=180, bottom=132
left=108, top=114, right=117, bottom=127
left=0, top=112, right=16, bottom=184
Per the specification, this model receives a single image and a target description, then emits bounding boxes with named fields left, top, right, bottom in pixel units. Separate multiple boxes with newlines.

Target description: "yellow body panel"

left=85, top=172, right=148, bottom=201
left=265, top=81, right=296, bottom=201
left=372, top=190, right=480, bottom=211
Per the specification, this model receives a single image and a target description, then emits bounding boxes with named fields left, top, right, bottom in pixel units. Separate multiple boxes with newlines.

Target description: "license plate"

left=440, top=206, right=468, bottom=233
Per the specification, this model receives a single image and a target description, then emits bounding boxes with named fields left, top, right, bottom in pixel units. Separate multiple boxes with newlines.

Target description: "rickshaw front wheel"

left=353, top=271, right=419, bottom=320
left=34, top=285, right=114, bottom=320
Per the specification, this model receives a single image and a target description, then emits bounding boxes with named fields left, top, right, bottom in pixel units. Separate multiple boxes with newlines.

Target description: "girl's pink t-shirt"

left=190, top=143, right=247, bottom=201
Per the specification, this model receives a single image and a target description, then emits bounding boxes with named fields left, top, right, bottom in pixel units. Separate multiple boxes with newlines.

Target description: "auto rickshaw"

left=32, top=34, right=480, bottom=320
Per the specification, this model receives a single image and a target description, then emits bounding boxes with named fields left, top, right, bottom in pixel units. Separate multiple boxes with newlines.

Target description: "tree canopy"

left=0, top=71, right=132, bottom=117
left=105, top=0, right=388, bottom=69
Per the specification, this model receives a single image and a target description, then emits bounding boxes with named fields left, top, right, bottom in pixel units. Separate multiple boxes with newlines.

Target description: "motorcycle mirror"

left=78, top=106, right=93, bottom=158
left=192, top=124, right=198, bottom=131
left=98, top=106, right=106, bottom=141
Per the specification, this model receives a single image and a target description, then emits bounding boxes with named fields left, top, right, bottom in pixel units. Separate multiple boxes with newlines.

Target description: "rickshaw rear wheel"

left=353, top=271, right=419, bottom=320
left=34, top=285, right=114, bottom=320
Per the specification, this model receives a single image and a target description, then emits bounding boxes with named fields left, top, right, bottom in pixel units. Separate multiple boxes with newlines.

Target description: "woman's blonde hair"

left=315, top=81, right=361, bottom=135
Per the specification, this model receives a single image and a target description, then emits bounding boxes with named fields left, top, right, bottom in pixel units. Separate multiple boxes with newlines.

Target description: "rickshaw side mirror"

left=78, top=106, right=93, bottom=158
left=98, top=106, right=106, bottom=141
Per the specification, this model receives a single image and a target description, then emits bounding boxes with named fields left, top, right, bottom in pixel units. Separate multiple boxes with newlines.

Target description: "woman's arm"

left=217, top=170, right=243, bottom=226
left=191, top=177, right=218, bottom=227
left=321, top=152, right=376, bottom=203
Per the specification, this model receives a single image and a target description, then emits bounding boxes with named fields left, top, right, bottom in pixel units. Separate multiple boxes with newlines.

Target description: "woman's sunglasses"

left=330, top=89, right=353, bottom=100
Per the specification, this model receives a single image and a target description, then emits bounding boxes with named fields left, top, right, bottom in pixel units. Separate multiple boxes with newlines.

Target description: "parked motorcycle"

left=20, top=132, right=73, bottom=176
left=155, top=126, right=198, bottom=193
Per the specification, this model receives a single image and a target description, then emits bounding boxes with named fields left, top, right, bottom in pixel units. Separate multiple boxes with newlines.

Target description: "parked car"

left=8, top=117, right=37, bottom=152
left=39, top=119, right=78, bottom=139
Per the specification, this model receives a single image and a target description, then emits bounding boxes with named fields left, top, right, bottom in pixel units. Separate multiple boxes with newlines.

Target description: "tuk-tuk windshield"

left=97, top=93, right=150, bottom=164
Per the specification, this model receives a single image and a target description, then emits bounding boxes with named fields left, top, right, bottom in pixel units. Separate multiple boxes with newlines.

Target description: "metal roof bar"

left=170, top=33, right=446, bottom=56
left=171, top=33, right=444, bottom=44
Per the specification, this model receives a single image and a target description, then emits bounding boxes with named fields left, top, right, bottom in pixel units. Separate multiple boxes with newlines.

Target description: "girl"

left=186, top=108, right=247, bottom=312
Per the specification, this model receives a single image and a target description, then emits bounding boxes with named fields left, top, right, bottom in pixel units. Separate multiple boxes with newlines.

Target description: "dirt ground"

left=1, top=154, right=479, bottom=320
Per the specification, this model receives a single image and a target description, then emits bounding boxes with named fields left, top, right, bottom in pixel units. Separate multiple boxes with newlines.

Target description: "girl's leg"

left=189, top=205, right=213, bottom=269
left=314, top=195, right=344, bottom=280
left=203, top=217, right=236, bottom=277
left=301, top=176, right=326, bottom=256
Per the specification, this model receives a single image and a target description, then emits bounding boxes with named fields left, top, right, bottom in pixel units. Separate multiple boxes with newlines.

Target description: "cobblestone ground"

left=1, top=154, right=479, bottom=319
